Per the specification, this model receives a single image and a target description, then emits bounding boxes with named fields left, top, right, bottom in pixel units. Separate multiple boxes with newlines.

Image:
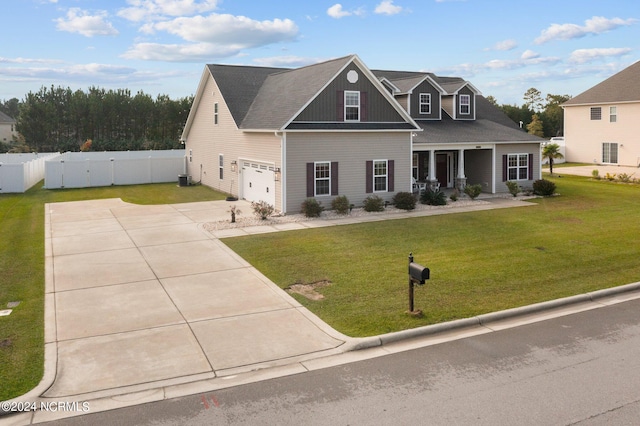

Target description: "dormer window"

left=345, top=91, right=360, bottom=121
left=459, top=95, right=470, bottom=115
left=419, top=93, right=431, bottom=114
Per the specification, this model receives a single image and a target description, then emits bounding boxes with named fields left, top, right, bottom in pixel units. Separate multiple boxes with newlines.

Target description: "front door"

left=436, top=153, right=451, bottom=188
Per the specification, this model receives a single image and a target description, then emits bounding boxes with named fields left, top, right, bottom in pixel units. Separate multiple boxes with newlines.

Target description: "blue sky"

left=2, top=0, right=638, bottom=105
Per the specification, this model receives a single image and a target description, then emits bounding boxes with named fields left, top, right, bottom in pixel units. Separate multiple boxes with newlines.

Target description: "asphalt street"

left=40, top=296, right=640, bottom=425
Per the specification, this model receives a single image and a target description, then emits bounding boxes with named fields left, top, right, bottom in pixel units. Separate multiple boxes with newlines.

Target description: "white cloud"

left=521, top=50, right=540, bottom=60
left=123, top=42, right=243, bottom=61
left=147, top=14, right=298, bottom=45
left=327, top=4, right=364, bottom=19
left=535, top=16, right=637, bottom=44
left=488, top=39, right=517, bottom=51
left=375, top=0, right=403, bottom=15
left=55, top=8, right=119, bottom=37
left=117, top=0, right=219, bottom=22
left=252, top=56, right=324, bottom=68
left=327, top=4, right=350, bottom=18
left=568, top=47, right=633, bottom=64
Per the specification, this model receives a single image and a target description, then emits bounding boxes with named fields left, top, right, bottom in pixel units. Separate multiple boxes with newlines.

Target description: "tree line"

left=0, top=86, right=193, bottom=153
left=487, top=88, right=571, bottom=139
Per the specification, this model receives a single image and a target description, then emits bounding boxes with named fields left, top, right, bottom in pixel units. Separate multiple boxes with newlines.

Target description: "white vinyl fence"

left=44, top=150, right=186, bottom=189
left=0, top=152, right=60, bottom=193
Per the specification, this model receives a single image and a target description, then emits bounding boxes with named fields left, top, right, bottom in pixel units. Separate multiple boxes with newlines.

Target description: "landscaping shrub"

left=532, top=179, right=556, bottom=196
left=505, top=180, right=520, bottom=197
left=301, top=198, right=324, bottom=217
left=331, top=195, right=350, bottom=215
left=392, top=191, right=416, bottom=210
left=420, top=188, right=447, bottom=206
left=449, top=188, right=460, bottom=202
left=463, top=183, right=482, bottom=200
left=591, top=169, right=600, bottom=179
left=251, top=200, right=275, bottom=220
left=363, top=195, right=385, bottom=212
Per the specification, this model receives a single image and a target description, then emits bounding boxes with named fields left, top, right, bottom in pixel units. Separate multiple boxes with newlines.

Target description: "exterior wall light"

left=230, top=160, right=237, bottom=172
left=274, top=167, right=281, bottom=181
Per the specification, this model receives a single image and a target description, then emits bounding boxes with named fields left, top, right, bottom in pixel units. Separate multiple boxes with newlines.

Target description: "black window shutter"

left=306, top=163, right=314, bottom=197
left=528, top=153, right=534, bottom=180
left=388, top=160, right=394, bottom=192
left=502, top=155, right=507, bottom=182
left=360, top=91, right=368, bottom=122
left=366, top=160, right=373, bottom=193
left=331, top=162, right=339, bottom=196
left=337, top=90, right=344, bottom=121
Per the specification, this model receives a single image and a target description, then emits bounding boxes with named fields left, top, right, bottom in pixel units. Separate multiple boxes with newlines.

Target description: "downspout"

left=276, top=131, right=287, bottom=214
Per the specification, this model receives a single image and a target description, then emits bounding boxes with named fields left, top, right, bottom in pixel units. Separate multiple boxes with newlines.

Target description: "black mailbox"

left=409, top=262, right=430, bottom=285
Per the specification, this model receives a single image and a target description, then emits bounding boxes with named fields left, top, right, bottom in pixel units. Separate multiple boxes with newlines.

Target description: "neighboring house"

left=562, top=60, right=640, bottom=167
left=0, top=111, right=17, bottom=144
left=181, top=54, right=543, bottom=214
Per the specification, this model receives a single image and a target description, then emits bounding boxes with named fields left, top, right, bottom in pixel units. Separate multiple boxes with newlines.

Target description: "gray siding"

left=285, top=132, right=411, bottom=213
left=456, top=86, right=475, bottom=120
left=410, top=80, right=441, bottom=120
left=464, top=149, right=492, bottom=190
left=294, top=65, right=406, bottom=123
left=495, top=143, right=541, bottom=192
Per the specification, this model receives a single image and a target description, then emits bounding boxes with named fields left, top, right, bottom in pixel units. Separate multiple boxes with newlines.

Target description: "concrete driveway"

left=551, top=164, right=640, bottom=178
left=44, top=198, right=347, bottom=401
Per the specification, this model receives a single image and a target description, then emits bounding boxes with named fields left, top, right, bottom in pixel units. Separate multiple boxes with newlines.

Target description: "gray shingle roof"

left=563, top=60, right=640, bottom=106
left=414, top=96, right=544, bottom=144
left=240, top=56, right=353, bottom=129
left=0, top=111, right=16, bottom=124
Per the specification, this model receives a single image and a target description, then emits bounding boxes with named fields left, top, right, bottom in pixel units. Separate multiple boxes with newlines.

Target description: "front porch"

left=412, top=148, right=491, bottom=193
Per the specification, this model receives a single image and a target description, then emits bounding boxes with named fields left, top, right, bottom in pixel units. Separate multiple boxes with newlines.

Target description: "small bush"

left=301, top=198, right=324, bottom=217
left=449, top=188, right=460, bottom=202
left=251, top=201, right=275, bottom=220
left=392, top=191, right=416, bottom=210
left=420, top=188, right=447, bottom=206
left=591, top=169, right=600, bottom=179
left=463, top=184, right=482, bottom=200
left=604, top=172, right=616, bottom=181
left=363, top=195, right=385, bottom=212
left=617, top=173, right=634, bottom=183
left=331, top=195, right=350, bottom=215
left=532, top=179, right=556, bottom=196
left=505, top=180, right=519, bottom=197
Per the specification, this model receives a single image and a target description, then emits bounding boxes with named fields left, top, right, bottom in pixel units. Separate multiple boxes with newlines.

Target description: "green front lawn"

left=223, top=174, right=640, bottom=337
left=0, top=182, right=225, bottom=401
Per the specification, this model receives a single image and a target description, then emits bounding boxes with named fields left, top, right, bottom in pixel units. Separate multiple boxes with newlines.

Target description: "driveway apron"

left=44, top=199, right=346, bottom=399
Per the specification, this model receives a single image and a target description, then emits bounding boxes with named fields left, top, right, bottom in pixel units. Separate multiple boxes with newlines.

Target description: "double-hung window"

left=459, top=94, right=470, bottom=115
left=419, top=93, right=431, bottom=114
left=373, top=160, right=388, bottom=192
left=345, top=91, right=360, bottom=121
left=609, top=106, right=617, bottom=123
left=218, top=154, right=224, bottom=180
left=314, top=162, right=331, bottom=196
left=590, top=107, right=601, bottom=120
left=214, top=102, right=219, bottom=125
left=602, top=143, right=618, bottom=164
left=507, top=154, right=529, bottom=180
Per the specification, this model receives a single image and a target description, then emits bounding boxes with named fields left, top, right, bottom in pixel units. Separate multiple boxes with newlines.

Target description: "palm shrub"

left=463, top=183, right=482, bottom=200
left=532, top=179, right=556, bottom=196
left=392, top=191, right=416, bottom=210
left=505, top=180, right=519, bottom=197
left=363, top=195, right=385, bottom=212
left=331, top=195, right=350, bottom=215
left=420, top=188, right=447, bottom=206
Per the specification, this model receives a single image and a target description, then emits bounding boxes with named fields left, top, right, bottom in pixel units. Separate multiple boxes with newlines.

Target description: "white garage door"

left=241, top=161, right=275, bottom=206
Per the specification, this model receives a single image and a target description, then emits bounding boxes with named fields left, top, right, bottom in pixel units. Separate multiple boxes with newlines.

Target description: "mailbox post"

left=408, top=252, right=430, bottom=313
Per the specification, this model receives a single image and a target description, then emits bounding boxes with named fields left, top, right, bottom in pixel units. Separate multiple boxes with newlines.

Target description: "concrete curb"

left=341, top=281, right=640, bottom=353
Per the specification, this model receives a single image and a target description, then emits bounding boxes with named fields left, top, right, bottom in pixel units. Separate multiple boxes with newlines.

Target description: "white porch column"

left=457, top=149, right=466, bottom=179
left=428, top=149, right=436, bottom=181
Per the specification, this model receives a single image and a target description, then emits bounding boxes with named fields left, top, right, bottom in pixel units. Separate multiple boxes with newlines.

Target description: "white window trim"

left=344, top=90, right=360, bottom=122
left=314, top=161, right=331, bottom=196
left=419, top=93, right=431, bottom=114
left=507, top=153, right=529, bottom=181
left=459, top=94, right=470, bottom=115
left=214, top=102, right=219, bottom=125
left=609, top=106, right=617, bottom=123
left=373, top=159, right=388, bottom=192
left=218, top=154, right=224, bottom=180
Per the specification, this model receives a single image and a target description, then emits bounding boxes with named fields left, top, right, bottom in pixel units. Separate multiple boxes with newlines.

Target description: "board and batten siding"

left=284, top=132, right=411, bottom=213
left=184, top=73, right=282, bottom=207
left=409, top=80, right=441, bottom=120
